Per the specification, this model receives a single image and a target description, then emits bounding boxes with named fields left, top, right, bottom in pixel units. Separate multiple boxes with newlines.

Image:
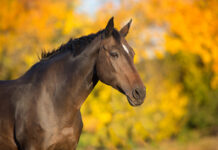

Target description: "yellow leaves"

left=159, top=84, right=188, bottom=125
left=211, top=74, right=218, bottom=89
left=82, top=115, right=98, bottom=132
left=165, top=37, right=181, bottom=54
left=108, top=127, right=122, bottom=147
left=63, top=12, right=91, bottom=36
left=24, top=54, right=36, bottom=66
left=99, top=112, right=112, bottom=125
left=154, top=50, right=164, bottom=59
left=132, top=122, right=149, bottom=140
left=141, top=81, right=188, bottom=141
left=63, top=13, right=77, bottom=35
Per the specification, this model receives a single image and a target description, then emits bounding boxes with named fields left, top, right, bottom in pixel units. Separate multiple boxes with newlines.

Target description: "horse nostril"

left=133, top=88, right=140, bottom=100
left=132, top=88, right=146, bottom=100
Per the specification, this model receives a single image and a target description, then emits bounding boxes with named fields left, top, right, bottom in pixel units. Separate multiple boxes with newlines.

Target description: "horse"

left=0, top=17, right=146, bottom=150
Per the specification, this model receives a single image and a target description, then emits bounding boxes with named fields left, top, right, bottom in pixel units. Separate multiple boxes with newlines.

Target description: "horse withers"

left=0, top=17, right=146, bottom=150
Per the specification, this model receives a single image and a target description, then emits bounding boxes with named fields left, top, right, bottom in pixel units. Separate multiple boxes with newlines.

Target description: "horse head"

left=96, top=17, right=146, bottom=106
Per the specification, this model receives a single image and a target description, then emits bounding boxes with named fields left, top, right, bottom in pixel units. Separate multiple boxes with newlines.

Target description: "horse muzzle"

left=127, top=87, right=146, bottom=106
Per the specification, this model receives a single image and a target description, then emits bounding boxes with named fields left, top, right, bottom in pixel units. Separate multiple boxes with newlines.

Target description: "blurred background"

left=0, top=0, right=217, bottom=149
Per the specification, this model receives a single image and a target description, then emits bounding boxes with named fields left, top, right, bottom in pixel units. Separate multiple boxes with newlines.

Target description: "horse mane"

left=40, top=29, right=121, bottom=60
left=40, top=30, right=104, bottom=60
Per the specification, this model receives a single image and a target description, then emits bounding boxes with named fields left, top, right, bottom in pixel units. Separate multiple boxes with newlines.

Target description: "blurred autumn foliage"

left=0, top=0, right=217, bottom=149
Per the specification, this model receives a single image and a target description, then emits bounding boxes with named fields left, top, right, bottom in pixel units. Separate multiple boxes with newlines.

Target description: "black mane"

left=40, top=29, right=121, bottom=60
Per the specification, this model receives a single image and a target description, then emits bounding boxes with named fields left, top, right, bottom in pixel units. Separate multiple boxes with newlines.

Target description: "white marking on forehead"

left=122, top=43, right=129, bottom=54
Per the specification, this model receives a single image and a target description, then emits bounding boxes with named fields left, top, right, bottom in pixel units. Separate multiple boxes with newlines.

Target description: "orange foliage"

left=0, top=0, right=89, bottom=79
left=95, top=0, right=218, bottom=88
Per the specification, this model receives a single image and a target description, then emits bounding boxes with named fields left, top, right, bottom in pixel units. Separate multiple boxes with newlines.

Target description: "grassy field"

left=78, top=135, right=218, bottom=150
left=144, top=136, right=218, bottom=150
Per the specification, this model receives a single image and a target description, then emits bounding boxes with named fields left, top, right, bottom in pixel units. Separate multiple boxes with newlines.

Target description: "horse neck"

left=39, top=42, right=100, bottom=111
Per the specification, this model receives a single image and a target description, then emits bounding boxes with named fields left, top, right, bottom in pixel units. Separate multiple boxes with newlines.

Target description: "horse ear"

left=120, top=19, right=132, bottom=37
left=105, top=17, right=114, bottom=37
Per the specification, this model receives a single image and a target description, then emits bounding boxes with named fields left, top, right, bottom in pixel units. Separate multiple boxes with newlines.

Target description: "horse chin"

left=127, top=96, right=143, bottom=107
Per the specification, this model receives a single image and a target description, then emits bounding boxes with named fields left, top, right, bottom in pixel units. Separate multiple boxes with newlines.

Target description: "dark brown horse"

left=0, top=17, right=146, bottom=150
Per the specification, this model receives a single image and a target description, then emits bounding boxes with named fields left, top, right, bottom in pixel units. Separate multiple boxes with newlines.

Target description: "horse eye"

left=110, top=51, right=119, bottom=58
